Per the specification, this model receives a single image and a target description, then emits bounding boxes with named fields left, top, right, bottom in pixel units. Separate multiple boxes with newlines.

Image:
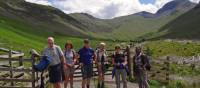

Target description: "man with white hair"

left=43, top=37, right=65, bottom=88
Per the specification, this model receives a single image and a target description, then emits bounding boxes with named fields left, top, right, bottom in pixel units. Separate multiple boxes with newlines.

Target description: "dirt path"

left=73, top=75, right=138, bottom=88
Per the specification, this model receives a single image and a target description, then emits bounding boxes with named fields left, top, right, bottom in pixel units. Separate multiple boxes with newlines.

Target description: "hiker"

left=78, top=39, right=96, bottom=88
left=63, top=42, right=77, bottom=88
left=43, top=37, right=66, bottom=88
left=96, top=42, right=108, bottom=88
left=133, top=47, right=150, bottom=88
left=112, top=45, right=127, bottom=88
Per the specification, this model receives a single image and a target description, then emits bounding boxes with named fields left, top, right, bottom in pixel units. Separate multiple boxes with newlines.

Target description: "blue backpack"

left=34, top=56, right=52, bottom=72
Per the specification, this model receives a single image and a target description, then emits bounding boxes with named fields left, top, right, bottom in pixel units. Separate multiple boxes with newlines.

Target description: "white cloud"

left=48, top=0, right=163, bottom=19
left=25, top=0, right=52, bottom=5
left=189, top=0, right=200, bottom=3
left=25, top=0, right=198, bottom=19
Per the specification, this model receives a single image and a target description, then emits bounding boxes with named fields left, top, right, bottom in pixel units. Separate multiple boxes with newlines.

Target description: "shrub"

left=167, top=80, right=187, bottom=88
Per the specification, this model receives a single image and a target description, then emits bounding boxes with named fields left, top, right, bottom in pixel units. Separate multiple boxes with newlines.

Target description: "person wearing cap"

left=43, top=37, right=66, bottom=88
left=112, top=45, right=127, bottom=88
left=78, top=39, right=96, bottom=88
left=96, top=42, right=108, bottom=88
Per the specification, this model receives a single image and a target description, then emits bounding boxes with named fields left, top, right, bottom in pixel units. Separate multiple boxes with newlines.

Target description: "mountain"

left=134, top=11, right=155, bottom=18
left=157, top=3, right=200, bottom=39
left=0, top=0, right=198, bottom=42
left=156, top=0, right=196, bottom=17
left=0, top=0, right=112, bottom=39
left=68, top=13, right=113, bottom=33
left=133, top=0, right=196, bottom=18
left=104, top=0, right=197, bottom=40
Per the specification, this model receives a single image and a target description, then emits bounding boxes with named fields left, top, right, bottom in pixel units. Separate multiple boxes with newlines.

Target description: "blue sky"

left=140, top=0, right=155, bottom=4
left=25, top=0, right=200, bottom=19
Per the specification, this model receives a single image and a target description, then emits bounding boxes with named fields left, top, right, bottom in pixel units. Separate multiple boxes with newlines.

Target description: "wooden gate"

left=0, top=46, right=132, bottom=87
left=0, top=48, right=48, bottom=88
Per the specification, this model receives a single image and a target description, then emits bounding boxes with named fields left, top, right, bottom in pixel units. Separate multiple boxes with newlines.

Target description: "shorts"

left=49, top=63, right=62, bottom=83
left=65, top=66, right=75, bottom=77
left=81, top=64, right=93, bottom=79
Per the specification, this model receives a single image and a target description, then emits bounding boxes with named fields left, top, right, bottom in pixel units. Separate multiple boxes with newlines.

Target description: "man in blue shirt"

left=78, top=39, right=96, bottom=88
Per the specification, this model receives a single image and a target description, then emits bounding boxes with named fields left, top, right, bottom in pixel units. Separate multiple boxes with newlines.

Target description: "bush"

left=149, top=80, right=163, bottom=88
left=167, top=80, right=187, bottom=88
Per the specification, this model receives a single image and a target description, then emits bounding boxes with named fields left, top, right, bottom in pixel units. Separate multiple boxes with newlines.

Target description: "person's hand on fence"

left=80, top=63, right=83, bottom=67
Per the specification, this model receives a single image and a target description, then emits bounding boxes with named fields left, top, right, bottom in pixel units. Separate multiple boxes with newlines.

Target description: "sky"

left=25, top=0, right=200, bottom=19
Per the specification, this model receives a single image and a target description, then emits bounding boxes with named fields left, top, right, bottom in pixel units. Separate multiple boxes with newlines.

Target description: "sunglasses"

left=115, top=47, right=121, bottom=49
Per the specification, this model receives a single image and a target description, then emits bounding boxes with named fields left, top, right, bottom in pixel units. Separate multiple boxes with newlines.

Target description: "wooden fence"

left=0, top=48, right=48, bottom=88
left=73, top=46, right=132, bottom=78
left=0, top=46, right=132, bottom=88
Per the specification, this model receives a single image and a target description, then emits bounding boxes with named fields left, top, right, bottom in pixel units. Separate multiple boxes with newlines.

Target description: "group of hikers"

left=40, top=37, right=150, bottom=88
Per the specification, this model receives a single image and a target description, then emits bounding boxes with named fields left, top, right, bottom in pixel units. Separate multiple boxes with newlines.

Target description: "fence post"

left=9, top=49, right=14, bottom=86
left=19, top=51, right=23, bottom=66
left=165, top=56, right=170, bottom=84
left=126, top=45, right=132, bottom=78
left=31, top=54, right=36, bottom=88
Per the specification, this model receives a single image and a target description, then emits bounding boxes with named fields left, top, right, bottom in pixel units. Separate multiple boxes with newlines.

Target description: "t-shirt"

left=64, top=50, right=74, bottom=64
left=78, top=47, right=94, bottom=65
left=112, top=52, right=125, bottom=69
left=43, top=45, right=63, bottom=66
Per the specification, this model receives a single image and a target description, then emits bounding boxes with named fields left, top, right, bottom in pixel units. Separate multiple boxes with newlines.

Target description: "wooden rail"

left=0, top=48, right=48, bottom=88
left=0, top=46, right=132, bottom=88
left=73, top=47, right=132, bottom=78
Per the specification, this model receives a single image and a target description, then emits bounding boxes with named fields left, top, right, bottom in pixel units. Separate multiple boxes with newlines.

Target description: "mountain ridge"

left=157, top=2, right=200, bottom=39
left=132, top=0, right=196, bottom=18
left=0, top=0, right=198, bottom=41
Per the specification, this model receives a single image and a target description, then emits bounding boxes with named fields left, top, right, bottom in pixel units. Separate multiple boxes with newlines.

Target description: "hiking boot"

left=97, top=82, right=101, bottom=88
left=101, top=82, right=104, bottom=88
left=87, top=85, right=90, bottom=88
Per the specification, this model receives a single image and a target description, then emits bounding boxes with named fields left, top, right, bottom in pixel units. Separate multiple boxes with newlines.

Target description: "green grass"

left=167, top=80, right=188, bottom=88
left=169, top=63, right=200, bottom=76
left=144, top=40, right=200, bottom=58
left=149, top=80, right=163, bottom=88
left=158, top=5, right=200, bottom=39
left=0, top=13, right=118, bottom=56
left=105, top=12, right=183, bottom=40
left=1, top=0, right=196, bottom=41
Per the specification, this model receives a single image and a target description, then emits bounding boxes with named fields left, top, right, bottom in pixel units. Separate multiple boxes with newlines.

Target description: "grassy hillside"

left=144, top=40, right=200, bottom=58
left=0, top=0, right=105, bottom=39
left=158, top=4, right=200, bottom=39
left=108, top=13, right=181, bottom=40
left=0, top=0, right=197, bottom=41
left=70, top=13, right=172, bottom=40
left=0, top=15, right=117, bottom=55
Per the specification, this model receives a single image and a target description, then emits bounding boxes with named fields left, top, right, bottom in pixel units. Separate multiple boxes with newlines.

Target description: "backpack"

left=141, top=55, right=151, bottom=71
left=134, top=54, right=151, bottom=71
